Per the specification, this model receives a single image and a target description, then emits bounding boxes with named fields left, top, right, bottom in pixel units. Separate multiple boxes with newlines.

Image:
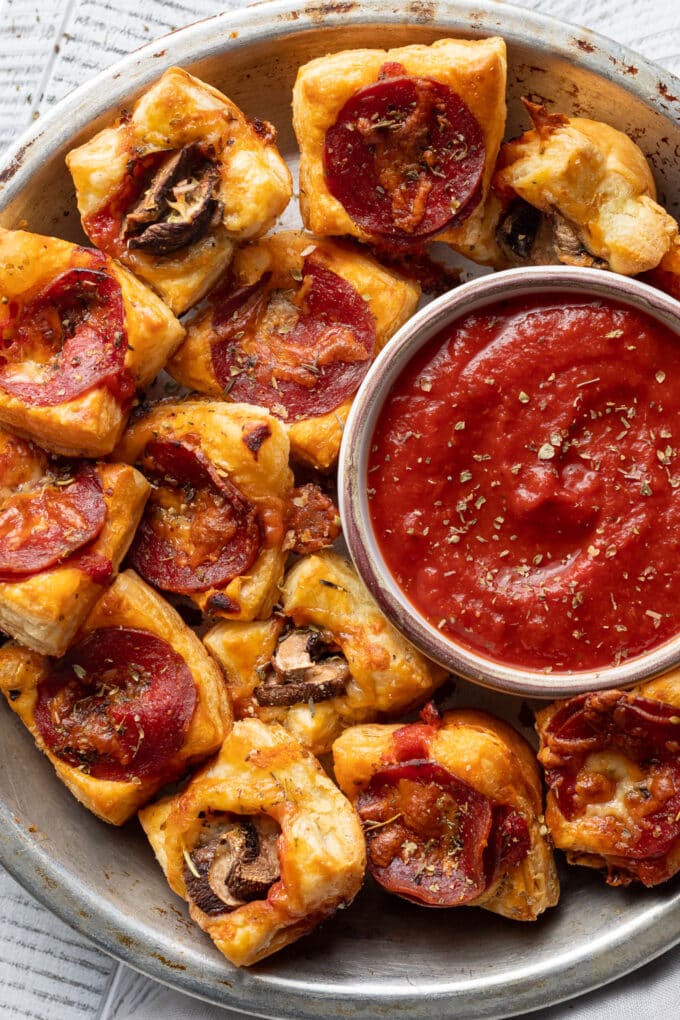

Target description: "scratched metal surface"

left=0, top=2, right=680, bottom=1019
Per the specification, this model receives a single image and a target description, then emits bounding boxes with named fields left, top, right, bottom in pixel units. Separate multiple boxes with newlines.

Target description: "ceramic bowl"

left=339, top=265, right=680, bottom=698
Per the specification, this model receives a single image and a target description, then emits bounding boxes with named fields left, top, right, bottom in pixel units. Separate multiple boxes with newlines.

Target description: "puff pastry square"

left=204, top=549, right=446, bottom=755
left=67, top=67, right=293, bottom=315
left=333, top=706, right=559, bottom=920
left=293, top=38, right=506, bottom=250
left=114, top=400, right=294, bottom=621
left=0, top=228, right=184, bottom=456
left=467, top=100, right=677, bottom=274
left=0, top=427, right=150, bottom=655
left=536, top=673, right=680, bottom=887
left=167, top=230, right=420, bottom=470
left=139, top=717, right=365, bottom=966
left=0, top=570, right=231, bottom=824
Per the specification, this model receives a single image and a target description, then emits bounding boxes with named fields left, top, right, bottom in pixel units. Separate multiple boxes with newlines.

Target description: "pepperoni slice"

left=324, top=64, right=485, bottom=244
left=0, top=251, right=134, bottom=408
left=0, top=464, right=106, bottom=579
left=356, top=759, right=529, bottom=907
left=210, top=253, right=376, bottom=422
left=34, top=627, right=197, bottom=782
left=543, top=690, right=680, bottom=766
left=129, top=438, right=261, bottom=594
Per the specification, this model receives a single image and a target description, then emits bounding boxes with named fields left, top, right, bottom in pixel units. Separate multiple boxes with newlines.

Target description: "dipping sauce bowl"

left=339, top=265, right=680, bottom=697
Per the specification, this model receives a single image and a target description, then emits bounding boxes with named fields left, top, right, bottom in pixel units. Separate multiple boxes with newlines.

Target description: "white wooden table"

left=0, top=2, right=679, bottom=1017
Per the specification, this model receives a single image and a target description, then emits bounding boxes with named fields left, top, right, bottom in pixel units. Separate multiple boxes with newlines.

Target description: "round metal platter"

left=0, top=2, right=679, bottom=1017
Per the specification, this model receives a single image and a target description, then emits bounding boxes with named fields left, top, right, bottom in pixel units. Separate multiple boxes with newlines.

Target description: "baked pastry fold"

left=114, top=400, right=295, bottom=621
left=0, top=427, right=150, bottom=655
left=333, top=706, right=559, bottom=920
left=0, top=228, right=184, bottom=456
left=67, top=67, right=292, bottom=314
left=204, top=550, right=446, bottom=755
left=457, top=100, right=677, bottom=274
left=139, top=717, right=365, bottom=966
left=0, top=570, right=231, bottom=824
left=293, top=38, right=506, bottom=251
left=536, top=673, right=680, bottom=887
left=167, top=230, right=420, bottom=470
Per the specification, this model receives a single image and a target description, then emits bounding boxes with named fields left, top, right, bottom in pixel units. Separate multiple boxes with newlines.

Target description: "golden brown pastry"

left=462, top=100, right=677, bottom=274
left=167, top=230, right=421, bottom=470
left=0, top=228, right=184, bottom=457
left=67, top=67, right=292, bottom=314
left=114, top=400, right=295, bottom=622
left=139, top=717, right=365, bottom=966
left=333, top=704, right=559, bottom=920
left=0, top=427, right=149, bottom=655
left=204, top=550, right=446, bottom=755
left=641, top=234, right=680, bottom=300
left=0, top=570, right=231, bottom=824
left=293, top=39, right=507, bottom=252
left=536, top=674, right=680, bottom=887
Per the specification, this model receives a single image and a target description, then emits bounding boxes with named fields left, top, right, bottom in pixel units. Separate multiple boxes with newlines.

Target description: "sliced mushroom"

left=255, top=626, right=350, bottom=706
left=184, top=841, right=230, bottom=916
left=496, top=199, right=542, bottom=262
left=122, top=143, right=222, bottom=256
left=184, top=816, right=280, bottom=916
left=271, top=628, right=324, bottom=680
left=256, top=655, right=350, bottom=707
left=551, top=213, right=608, bottom=269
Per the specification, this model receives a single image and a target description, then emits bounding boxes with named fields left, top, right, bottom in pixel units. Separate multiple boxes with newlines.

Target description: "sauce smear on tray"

left=368, top=296, right=680, bottom=671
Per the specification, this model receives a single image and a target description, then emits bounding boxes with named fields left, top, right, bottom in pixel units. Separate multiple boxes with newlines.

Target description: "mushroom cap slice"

left=184, top=815, right=281, bottom=915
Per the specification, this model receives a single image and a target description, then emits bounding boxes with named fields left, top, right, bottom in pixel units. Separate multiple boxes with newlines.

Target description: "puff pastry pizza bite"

left=0, top=570, right=230, bottom=825
left=0, top=427, right=149, bottom=655
left=167, top=231, right=420, bottom=469
left=0, top=228, right=184, bottom=456
left=67, top=67, right=292, bottom=315
left=333, top=705, right=559, bottom=920
left=467, top=100, right=677, bottom=274
left=115, top=400, right=296, bottom=621
left=293, top=38, right=507, bottom=252
left=139, top=717, right=365, bottom=966
left=536, top=674, right=680, bottom=887
left=204, top=550, right=446, bottom=756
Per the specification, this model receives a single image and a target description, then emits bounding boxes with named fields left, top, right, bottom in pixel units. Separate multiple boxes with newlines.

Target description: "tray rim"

left=1, top=1, right=680, bottom=1017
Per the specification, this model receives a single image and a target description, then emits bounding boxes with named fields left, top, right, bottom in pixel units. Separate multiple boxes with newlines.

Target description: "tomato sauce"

left=368, top=296, right=680, bottom=672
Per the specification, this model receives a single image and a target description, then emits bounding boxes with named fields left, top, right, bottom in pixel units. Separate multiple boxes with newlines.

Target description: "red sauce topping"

left=541, top=689, right=680, bottom=885
left=369, top=297, right=680, bottom=672
left=0, top=249, right=133, bottom=408
left=35, top=627, right=197, bottom=781
left=324, top=63, right=485, bottom=245
left=210, top=253, right=376, bottom=422
left=356, top=759, right=529, bottom=906
left=0, top=464, right=106, bottom=579
left=129, top=438, right=261, bottom=594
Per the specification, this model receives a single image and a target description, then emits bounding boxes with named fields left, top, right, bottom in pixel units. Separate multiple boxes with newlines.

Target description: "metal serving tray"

left=0, top=2, right=679, bottom=1017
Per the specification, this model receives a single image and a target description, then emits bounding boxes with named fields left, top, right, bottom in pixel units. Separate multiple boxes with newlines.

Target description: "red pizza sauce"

left=368, top=296, right=680, bottom=672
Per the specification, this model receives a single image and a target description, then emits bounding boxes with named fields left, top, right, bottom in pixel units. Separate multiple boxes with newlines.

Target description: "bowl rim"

left=2, top=1, right=680, bottom=1016
left=339, top=265, right=680, bottom=699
